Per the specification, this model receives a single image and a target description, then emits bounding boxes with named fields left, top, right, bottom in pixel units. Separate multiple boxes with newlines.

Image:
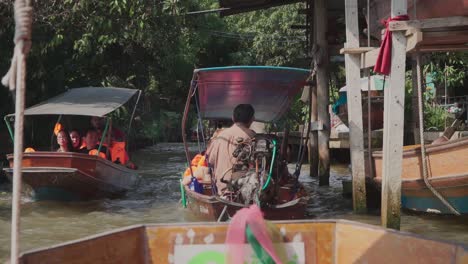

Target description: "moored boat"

left=3, top=87, right=141, bottom=201
left=181, top=66, right=311, bottom=221
left=372, top=137, right=468, bottom=214
left=18, top=219, right=468, bottom=263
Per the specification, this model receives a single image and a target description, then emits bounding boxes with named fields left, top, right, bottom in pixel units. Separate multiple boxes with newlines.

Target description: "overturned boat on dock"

left=181, top=66, right=311, bottom=221
left=3, top=87, right=141, bottom=201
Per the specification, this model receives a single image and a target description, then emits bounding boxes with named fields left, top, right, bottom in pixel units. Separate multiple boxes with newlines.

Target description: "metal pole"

left=127, top=90, right=142, bottom=153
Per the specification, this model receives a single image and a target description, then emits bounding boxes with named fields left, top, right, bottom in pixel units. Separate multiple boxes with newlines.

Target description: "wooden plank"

left=360, top=48, right=380, bottom=69
left=381, top=0, right=407, bottom=230
left=315, top=0, right=330, bottom=186
left=344, top=0, right=367, bottom=212
left=405, top=30, right=423, bottom=52
left=388, top=16, right=468, bottom=31
left=340, top=47, right=377, bottom=54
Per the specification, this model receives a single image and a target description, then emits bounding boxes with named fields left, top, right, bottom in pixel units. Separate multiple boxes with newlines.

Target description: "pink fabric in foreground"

left=225, top=205, right=283, bottom=264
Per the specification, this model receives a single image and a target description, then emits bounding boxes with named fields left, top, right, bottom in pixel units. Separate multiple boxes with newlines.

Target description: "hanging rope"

left=415, top=53, right=460, bottom=215
left=2, top=0, right=33, bottom=90
left=2, top=1, right=33, bottom=263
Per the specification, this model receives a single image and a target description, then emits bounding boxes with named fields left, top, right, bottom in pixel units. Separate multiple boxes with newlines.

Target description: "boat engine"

left=223, top=134, right=280, bottom=205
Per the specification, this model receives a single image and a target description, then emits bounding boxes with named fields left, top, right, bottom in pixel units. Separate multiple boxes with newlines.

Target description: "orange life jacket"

left=53, top=123, right=63, bottom=136
left=183, top=154, right=208, bottom=178
left=109, top=141, right=129, bottom=164
left=88, top=149, right=107, bottom=159
left=24, top=147, right=35, bottom=153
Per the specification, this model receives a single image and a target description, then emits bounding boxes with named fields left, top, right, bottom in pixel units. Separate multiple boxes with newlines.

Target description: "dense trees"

left=0, top=1, right=307, bottom=143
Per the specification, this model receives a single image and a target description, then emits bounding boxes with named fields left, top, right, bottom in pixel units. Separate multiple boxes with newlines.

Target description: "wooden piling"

left=344, top=0, right=367, bottom=213
left=381, top=0, right=407, bottom=230
left=314, top=0, right=330, bottom=186
left=307, top=0, right=318, bottom=178
left=309, top=85, right=319, bottom=177
left=411, top=56, right=421, bottom=144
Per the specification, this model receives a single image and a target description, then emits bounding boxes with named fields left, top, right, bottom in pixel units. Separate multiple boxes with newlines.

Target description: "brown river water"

left=0, top=143, right=467, bottom=260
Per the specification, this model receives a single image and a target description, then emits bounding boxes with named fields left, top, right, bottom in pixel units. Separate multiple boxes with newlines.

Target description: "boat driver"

left=206, top=104, right=256, bottom=195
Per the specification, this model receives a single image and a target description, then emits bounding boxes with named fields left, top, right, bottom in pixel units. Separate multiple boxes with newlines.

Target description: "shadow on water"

left=0, top=143, right=467, bottom=260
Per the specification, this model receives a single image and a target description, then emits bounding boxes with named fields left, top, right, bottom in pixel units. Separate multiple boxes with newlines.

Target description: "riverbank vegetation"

left=0, top=1, right=466, bottom=147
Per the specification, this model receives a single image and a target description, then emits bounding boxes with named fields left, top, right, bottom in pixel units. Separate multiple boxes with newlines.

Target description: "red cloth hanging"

left=373, top=15, right=410, bottom=75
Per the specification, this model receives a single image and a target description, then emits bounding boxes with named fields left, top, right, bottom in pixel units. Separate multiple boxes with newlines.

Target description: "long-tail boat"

left=3, top=87, right=141, bottom=201
left=181, top=66, right=310, bottom=221
left=372, top=137, right=468, bottom=214
left=18, top=219, right=468, bottom=263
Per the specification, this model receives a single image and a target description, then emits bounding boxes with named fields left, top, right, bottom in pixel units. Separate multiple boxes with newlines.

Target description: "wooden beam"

left=388, top=16, right=468, bottom=31
left=360, top=48, right=380, bottom=69
left=415, top=44, right=468, bottom=52
left=344, top=0, right=367, bottom=213
left=381, top=0, right=407, bottom=230
left=315, top=0, right=330, bottom=186
left=340, top=47, right=377, bottom=55
left=405, top=29, right=423, bottom=52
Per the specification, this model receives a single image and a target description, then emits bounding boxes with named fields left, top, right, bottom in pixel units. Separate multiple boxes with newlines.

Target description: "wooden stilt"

left=411, top=56, right=421, bottom=144
left=381, top=0, right=407, bottom=230
left=309, top=85, right=318, bottom=177
left=344, top=0, right=367, bottom=213
left=314, top=0, right=330, bottom=186
left=307, top=0, right=318, bottom=178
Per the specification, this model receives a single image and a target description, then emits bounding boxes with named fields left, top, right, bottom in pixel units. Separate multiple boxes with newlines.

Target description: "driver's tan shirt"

left=206, top=123, right=255, bottom=194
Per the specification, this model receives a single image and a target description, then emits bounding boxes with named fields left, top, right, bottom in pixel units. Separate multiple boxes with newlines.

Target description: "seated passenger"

left=80, top=128, right=112, bottom=160
left=206, top=104, right=256, bottom=195
left=56, top=129, right=72, bottom=152
left=69, top=129, right=84, bottom=152
left=90, top=116, right=126, bottom=142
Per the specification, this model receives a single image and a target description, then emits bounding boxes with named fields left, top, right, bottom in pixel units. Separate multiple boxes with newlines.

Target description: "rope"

left=415, top=53, right=460, bottom=215
left=2, top=1, right=33, bottom=263
left=2, top=0, right=33, bottom=90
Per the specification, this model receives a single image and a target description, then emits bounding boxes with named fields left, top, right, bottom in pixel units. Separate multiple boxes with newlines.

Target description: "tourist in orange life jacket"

left=69, top=129, right=84, bottom=152
left=90, top=116, right=126, bottom=142
left=79, top=128, right=112, bottom=160
left=56, top=129, right=73, bottom=152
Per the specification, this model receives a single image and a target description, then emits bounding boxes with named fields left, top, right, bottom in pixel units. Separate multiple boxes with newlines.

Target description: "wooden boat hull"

left=5, top=152, right=139, bottom=201
left=373, top=137, right=468, bottom=214
left=368, top=0, right=468, bottom=40
left=18, top=220, right=468, bottom=263
left=184, top=185, right=309, bottom=221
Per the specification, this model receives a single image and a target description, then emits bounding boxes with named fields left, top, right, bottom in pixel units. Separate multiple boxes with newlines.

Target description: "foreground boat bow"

left=19, top=220, right=468, bottom=263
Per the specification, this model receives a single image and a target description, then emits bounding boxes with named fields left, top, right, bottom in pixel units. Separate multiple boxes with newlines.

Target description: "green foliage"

left=424, top=52, right=468, bottom=96
left=424, top=104, right=448, bottom=131
left=225, top=3, right=307, bottom=66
